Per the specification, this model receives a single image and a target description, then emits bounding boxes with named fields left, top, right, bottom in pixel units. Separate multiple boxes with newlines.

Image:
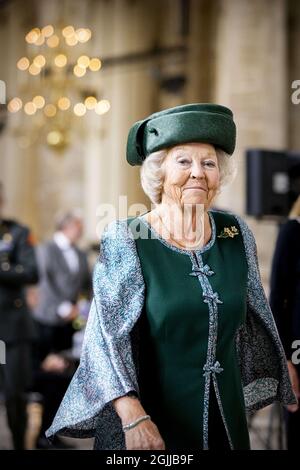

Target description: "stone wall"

left=0, top=0, right=298, bottom=274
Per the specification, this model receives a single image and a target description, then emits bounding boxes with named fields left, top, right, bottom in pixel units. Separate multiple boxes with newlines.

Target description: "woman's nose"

left=191, top=162, right=205, bottom=179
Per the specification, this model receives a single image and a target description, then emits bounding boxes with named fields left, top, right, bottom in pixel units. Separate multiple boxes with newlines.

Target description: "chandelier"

left=7, top=24, right=110, bottom=151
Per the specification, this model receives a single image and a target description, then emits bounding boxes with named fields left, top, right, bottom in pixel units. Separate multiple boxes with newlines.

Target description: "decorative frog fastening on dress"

left=203, top=292, right=223, bottom=304
left=189, top=264, right=215, bottom=277
left=203, top=361, right=224, bottom=377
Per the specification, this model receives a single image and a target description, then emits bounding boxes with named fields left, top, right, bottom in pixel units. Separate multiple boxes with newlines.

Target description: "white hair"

left=54, top=208, right=83, bottom=231
left=140, top=146, right=237, bottom=205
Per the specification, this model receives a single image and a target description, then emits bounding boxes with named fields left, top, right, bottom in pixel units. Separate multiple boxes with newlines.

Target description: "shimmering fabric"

left=234, top=214, right=296, bottom=411
left=46, top=222, right=145, bottom=447
left=46, top=210, right=296, bottom=449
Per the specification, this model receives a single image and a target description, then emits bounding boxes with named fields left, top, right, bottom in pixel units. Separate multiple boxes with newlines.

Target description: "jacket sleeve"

left=0, top=226, right=39, bottom=286
left=45, top=219, right=145, bottom=441
left=34, top=243, right=70, bottom=324
left=234, top=215, right=297, bottom=411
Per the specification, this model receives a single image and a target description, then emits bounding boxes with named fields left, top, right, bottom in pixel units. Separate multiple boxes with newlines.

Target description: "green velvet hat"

left=126, top=103, right=236, bottom=166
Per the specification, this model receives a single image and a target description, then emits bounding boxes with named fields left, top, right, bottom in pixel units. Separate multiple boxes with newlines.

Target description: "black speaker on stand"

left=246, top=149, right=300, bottom=219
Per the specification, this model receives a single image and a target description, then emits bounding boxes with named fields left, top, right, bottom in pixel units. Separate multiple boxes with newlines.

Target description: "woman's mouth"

left=183, top=187, right=207, bottom=191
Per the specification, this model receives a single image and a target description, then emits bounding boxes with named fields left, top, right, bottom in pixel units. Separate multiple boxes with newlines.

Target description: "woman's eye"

left=203, top=161, right=216, bottom=168
left=178, top=158, right=191, bottom=165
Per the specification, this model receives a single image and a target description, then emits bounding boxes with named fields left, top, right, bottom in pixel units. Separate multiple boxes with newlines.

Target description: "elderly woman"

left=46, top=103, right=296, bottom=450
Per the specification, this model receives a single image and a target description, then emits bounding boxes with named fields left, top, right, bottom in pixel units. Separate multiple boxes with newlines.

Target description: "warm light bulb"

left=76, top=28, right=91, bottom=43
left=47, top=35, right=60, bottom=48
left=47, top=131, right=61, bottom=146
left=29, top=63, right=41, bottom=75
left=44, top=104, right=57, bottom=117
left=62, top=25, right=75, bottom=38
left=57, top=97, right=71, bottom=110
left=17, top=57, right=30, bottom=71
left=54, top=54, right=67, bottom=67
left=33, top=95, right=45, bottom=109
left=95, top=99, right=110, bottom=115
left=24, top=102, right=37, bottom=115
left=35, top=35, right=45, bottom=46
left=77, top=55, right=90, bottom=68
left=7, top=98, right=22, bottom=113
left=41, top=25, right=54, bottom=37
left=33, top=55, right=46, bottom=68
left=89, top=58, right=101, bottom=72
left=84, top=96, right=97, bottom=110
left=73, top=65, right=86, bottom=77
left=25, top=28, right=40, bottom=44
left=73, top=103, right=86, bottom=116
left=66, top=35, right=78, bottom=46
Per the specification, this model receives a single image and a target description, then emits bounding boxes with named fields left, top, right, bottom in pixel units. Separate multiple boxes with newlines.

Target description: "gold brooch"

left=217, top=226, right=239, bottom=239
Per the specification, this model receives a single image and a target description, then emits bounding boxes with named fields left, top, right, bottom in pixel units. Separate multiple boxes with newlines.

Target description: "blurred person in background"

left=0, top=181, right=39, bottom=449
left=32, top=209, right=91, bottom=449
left=270, top=195, right=300, bottom=449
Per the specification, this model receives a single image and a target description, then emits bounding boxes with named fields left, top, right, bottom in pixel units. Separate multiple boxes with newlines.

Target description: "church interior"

left=0, top=0, right=299, bottom=451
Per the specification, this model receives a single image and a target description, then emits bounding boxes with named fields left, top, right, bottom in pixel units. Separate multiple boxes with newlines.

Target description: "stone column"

left=186, top=0, right=218, bottom=103
left=288, top=0, right=300, bottom=150
left=82, top=0, right=159, bottom=242
left=214, top=0, right=288, bottom=213
left=213, top=0, right=288, bottom=285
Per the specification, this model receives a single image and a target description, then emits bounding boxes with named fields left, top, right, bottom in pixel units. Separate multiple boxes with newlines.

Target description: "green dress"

left=128, top=209, right=250, bottom=450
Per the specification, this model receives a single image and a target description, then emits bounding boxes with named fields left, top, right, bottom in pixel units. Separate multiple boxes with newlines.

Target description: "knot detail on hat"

left=149, top=127, right=159, bottom=136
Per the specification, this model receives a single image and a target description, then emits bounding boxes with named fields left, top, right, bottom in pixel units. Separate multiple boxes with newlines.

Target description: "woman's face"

left=161, top=142, right=220, bottom=209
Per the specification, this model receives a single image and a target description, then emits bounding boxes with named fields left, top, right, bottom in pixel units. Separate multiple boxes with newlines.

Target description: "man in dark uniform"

left=0, top=182, right=39, bottom=449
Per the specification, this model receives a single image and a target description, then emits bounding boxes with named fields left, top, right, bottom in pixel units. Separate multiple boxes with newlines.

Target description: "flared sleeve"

left=234, top=214, right=297, bottom=411
left=45, top=219, right=145, bottom=441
